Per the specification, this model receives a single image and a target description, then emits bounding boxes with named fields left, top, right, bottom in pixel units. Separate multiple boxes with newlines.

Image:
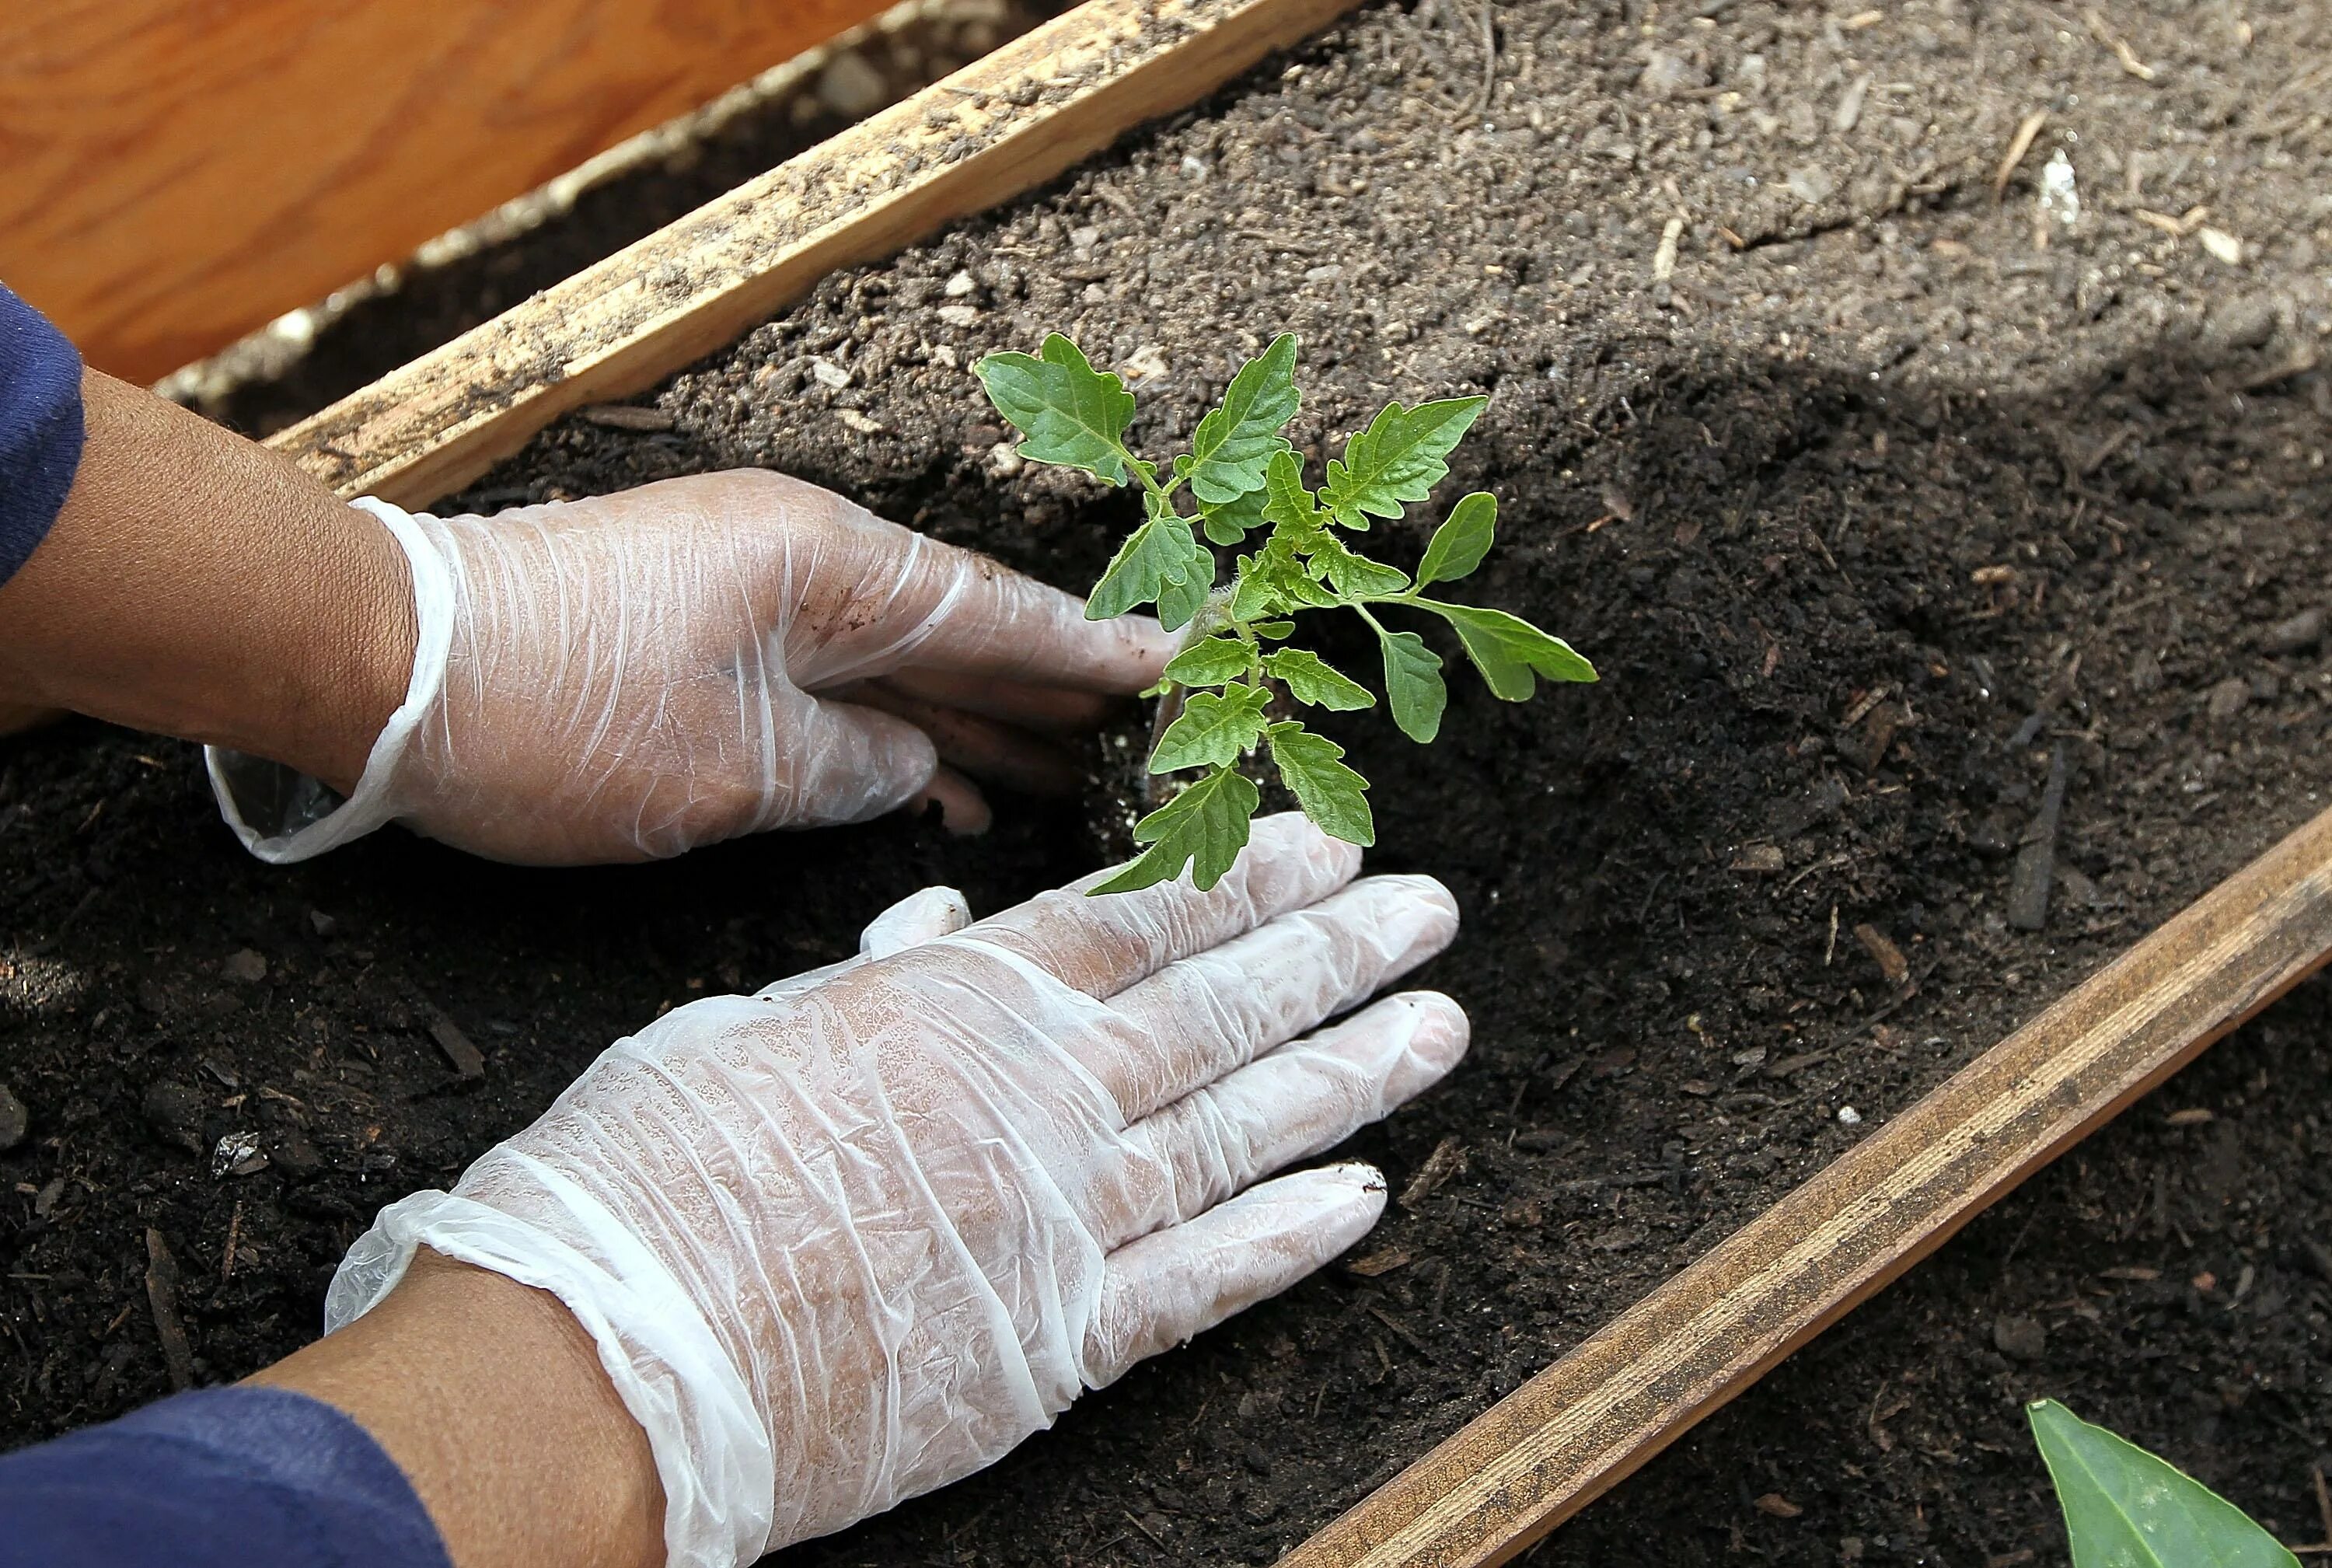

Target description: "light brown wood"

left=0, top=0, right=895, bottom=382
left=1282, top=803, right=2332, bottom=1568
left=263, top=0, right=1366, bottom=509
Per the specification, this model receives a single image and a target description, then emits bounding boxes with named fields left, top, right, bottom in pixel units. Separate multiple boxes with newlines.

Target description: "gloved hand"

left=206, top=470, right=1178, bottom=864
left=324, top=815, right=1467, bottom=1567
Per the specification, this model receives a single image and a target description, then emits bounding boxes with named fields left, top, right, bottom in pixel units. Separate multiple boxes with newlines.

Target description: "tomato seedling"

left=978, top=332, right=1594, bottom=892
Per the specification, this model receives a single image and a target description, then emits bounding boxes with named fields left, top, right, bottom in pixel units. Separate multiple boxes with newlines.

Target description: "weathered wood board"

left=262, top=0, right=1365, bottom=508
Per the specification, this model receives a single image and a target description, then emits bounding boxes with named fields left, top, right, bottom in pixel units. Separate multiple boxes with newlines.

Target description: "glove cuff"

left=205, top=497, right=454, bottom=863
left=326, top=1181, right=774, bottom=1568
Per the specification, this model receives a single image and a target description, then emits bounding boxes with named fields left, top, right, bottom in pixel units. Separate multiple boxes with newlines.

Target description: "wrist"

left=284, top=497, right=417, bottom=794
left=256, top=1249, right=665, bottom=1568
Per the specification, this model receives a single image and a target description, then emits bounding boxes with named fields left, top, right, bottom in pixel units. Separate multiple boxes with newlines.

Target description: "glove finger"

left=829, top=680, right=1087, bottom=797
left=1095, top=993, right=1467, bottom=1248
left=873, top=667, right=1124, bottom=735
left=1083, top=1162, right=1385, bottom=1390
left=846, top=524, right=1181, bottom=693
left=754, top=885, right=972, bottom=998
left=773, top=693, right=940, bottom=828
left=955, top=812, right=1360, bottom=998
left=860, top=885, right=973, bottom=958
left=1081, top=875, right=1459, bottom=1123
left=905, top=763, right=991, bottom=836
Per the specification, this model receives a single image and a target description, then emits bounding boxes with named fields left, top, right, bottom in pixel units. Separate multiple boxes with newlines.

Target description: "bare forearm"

left=253, top=1251, right=666, bottom=1568
left=0, top=369, right=414, bottom=791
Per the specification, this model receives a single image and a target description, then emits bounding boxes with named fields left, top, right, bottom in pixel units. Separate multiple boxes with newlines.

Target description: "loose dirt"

left=6, top=1, right=2329, bottom=1563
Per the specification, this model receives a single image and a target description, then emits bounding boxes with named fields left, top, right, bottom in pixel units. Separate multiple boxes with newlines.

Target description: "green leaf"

left=1377, top=627, right=1447, bottom=742
left=1092, top=767, right=1262, bottom=894
left=1308, top=533, right=1412, bottom=598
left=1263, top=648, right=1375, bottom=710
left=1319, top=396, right=1488, bottom=529
left=1252, top=620, right=1296, bottom=639
left=2029, top=1401, right=2300, bottom=1568
left=1230, top=526, right=1337, bottom=620
left=1259, top=446, right=1319, bottom=531
left=1419, top=491, right=1496, bottom=585
left=1150, top=683, right=1271, bottom=773
left=1155, top=535, right=1217, bottom=632
left=1164, top=635, right=1255, bottom=689
left=1429, top=602, right=1598, bottom=699
left=976, top=334, right=1137, bottom=485
left=1267, top=721, right=1374, bottom=846
left=1198, top=484, right=1268, bottom=547
left=1087, top=511, right=1199, bottom=619
left=1185, top=334, right=1301, bottom=505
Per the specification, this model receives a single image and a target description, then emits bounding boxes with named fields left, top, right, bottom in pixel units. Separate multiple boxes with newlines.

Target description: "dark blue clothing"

left=0, top=1385, right=449, bottom=1568
left=0, top=282, right=85, bottom=587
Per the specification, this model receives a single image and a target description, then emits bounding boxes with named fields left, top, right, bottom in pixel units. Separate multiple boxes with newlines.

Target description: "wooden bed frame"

left=124, top=0, right=2332, bottom=1558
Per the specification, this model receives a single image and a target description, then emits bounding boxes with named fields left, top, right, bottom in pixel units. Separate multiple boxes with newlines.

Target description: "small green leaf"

left=1092, top=767, right=1262, bottom=894
left=1309, top=533, right=1412, bottom=598
left=1263, top=648, right=1375, bottom=710
left=1252, top=620, right=1296, bottom=639
left=1164, top=635, right=1255, bottom=688
left=1087, top=512, right=1198, bottom=619
left=1429, top=602, right=1598, bottom=699
left=1419, top=491, right=1496, bottom=585
left=1199, top=485, right=1267, bottom=547
left=1155, top=536, right=1217, bottom=632
left=1267, top=721, right=1374, bottom=846
left=1151, top=683, right=1272, bottom=773
left=1377, top=627, right=1447, bottom=742
left=1185, top=334, right=1301, bottom=505
left=2029, top=1400, right=2300, bottom=1568
left=976, top=334, right=1137, bottom=485
left=1319, top=396, right=1488, bottom=530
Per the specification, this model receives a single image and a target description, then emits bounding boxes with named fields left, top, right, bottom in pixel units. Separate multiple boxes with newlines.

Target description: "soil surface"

left=7, top=1, right=2332, bottom=1565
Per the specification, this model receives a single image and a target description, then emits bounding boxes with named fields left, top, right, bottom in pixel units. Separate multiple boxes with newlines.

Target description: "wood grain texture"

left=0, top=0, right=893, bottom=382
left=1282, top=802, right=2332, bottom=1568
left=263, top=0, right=1364, bottom=508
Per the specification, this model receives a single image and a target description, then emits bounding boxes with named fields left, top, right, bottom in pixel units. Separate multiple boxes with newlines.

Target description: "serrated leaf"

left=1088, top=512, right=1199, bottom=619
left=1154, top=536, right=1217, bottom=632
left=1264, top=648, right=1376, bottom=710
left=1430, top=602, right=1598, bottom=699
left=1319, top=396, right=1489, bottom=529
left=1377, top=627, right=1447, bottom=742
left=1092, top=767, right=1262, bottom=894
left=976, top=334, right=1137, bottom=485
left=1199, top=484, right=1268, bottom=547
left=1267, top=721, right=1374, bottom=846
left=1150, top=683, right=1271, bottom=773
left=1164, top=635, right=1255, bottom=688
left=2029, top=1401, right=2299, bottom=1568
left=1186, top=334, right=1301, bottom=505
left=1308, top=533, right=1412, bottom=598
left=1259, top=446, right=1319, bottom=531
left=1419, top=491, right=1496, bottom=585
left=1231, top=526, right=1337, bottom=620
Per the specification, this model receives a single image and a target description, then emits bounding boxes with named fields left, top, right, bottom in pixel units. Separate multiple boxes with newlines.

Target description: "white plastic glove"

left=206, top=470, right=1177, bottom=864
left=324, top=815, right=1467, bottom=1567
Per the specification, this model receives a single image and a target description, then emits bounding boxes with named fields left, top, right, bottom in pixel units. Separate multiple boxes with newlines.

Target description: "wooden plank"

left=264, top=0, right=1364, bottom=509
left=1283, top=802, right=2332, bottom=1568
left=0, top=0, right=895, bottom=382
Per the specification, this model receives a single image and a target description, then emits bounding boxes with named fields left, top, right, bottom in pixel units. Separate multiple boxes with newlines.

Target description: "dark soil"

left=8, top=1, right=2332, bottom=1565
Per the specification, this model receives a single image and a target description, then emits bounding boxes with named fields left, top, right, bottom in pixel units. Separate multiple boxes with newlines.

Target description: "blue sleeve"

left=0, top=281, right=86, bottom=587
left=0, top=1385, right=451, bottom=1568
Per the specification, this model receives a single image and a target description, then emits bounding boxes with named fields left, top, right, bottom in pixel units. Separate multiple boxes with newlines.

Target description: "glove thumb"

left=777, top=693, right=939, bottom=828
